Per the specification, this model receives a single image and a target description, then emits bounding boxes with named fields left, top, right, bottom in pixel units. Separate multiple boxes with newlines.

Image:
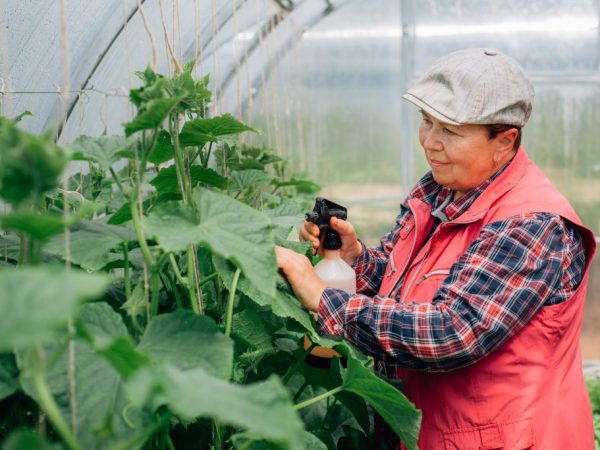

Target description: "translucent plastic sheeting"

left=0, top=0, right=282, bottom=141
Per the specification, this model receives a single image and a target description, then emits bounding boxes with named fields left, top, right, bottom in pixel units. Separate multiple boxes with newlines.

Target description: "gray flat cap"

left=402, top=48, right=534, bottom=127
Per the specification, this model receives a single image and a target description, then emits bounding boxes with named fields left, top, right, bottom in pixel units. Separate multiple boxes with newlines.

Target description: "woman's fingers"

left=299, top=221, right=321, bottom=251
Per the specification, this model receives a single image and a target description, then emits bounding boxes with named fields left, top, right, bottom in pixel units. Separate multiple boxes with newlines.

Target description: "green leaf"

left=0, top=354, right=19, bottom=401
left=145, top=187, right=277, bottom=297
left=19, top=305, right=153, bottom=450
left=0, top=267, right=108, bottom=352
left=147, top=130, right=174, bottom=165
left=44, top=220, right=135, bottom=271
left=341, top=359, right=421, bottom=450
left=264, top=201, right=306, bottom=231
left=77, top=303, right=150, bottom=380
left=124, top=97, right=183, bottom=136
left=215, top=257, right=318, bottom=340
left=66, top=135, right=133, bottom=171
left=232, top=308, right=273, bottom=350
left=230, top=170, right=273, bottom=192
left=166, top=61, right=212, bottom=114
left=0, top=117, right=67, bottom=207
left=272, top=178, right=321, bottom=194
left=1, top=429, right=63, bottom=450
left=149, top=165, right=227, bottom=195
left=179, top=114, right=257, bottom=148
left=138, top=310, right=233, bottom=379
left=0, top=213, right=66, bottom=240
left=129, top=366, right=305, bottom=450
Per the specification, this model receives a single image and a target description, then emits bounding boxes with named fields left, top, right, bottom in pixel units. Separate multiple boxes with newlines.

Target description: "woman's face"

left=418, top=111, right=515, bottom=200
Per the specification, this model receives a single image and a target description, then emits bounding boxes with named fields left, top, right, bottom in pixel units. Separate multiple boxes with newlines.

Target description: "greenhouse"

left=1, top=0, right=599, bottom=448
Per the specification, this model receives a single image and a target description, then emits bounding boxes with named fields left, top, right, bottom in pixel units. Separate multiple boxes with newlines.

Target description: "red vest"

left=378, top=149, right=597, bottom=450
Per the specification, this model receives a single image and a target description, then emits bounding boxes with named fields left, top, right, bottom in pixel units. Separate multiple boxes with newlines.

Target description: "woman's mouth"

left=429, top=159, right=449, bottom=168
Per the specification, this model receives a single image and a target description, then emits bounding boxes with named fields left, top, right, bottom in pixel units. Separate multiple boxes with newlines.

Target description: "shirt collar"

left=408, top=164, right=510, bottom=222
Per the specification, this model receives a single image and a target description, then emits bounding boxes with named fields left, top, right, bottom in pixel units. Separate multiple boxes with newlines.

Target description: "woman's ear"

left=497, top=128, right=518, bottom=152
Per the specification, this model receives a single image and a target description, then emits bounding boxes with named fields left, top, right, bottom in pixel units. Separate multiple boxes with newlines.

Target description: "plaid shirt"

left=317, top=170, right=586, bottom=372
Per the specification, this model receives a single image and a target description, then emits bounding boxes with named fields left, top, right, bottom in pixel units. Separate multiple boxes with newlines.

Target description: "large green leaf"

left=264, top=201, right=306, bottom=231
left=0, top=267, right=107, bottom=352
left=128, top=366, right=305, bottom=450
left=145, top=187, right=277, bottom=297
left=0, top=354, right=19, bottom=401
left=147, top=130, right=174, bottom=165
left=124, top=97, right=183, bottom=136
left=149, top=165, right=227, bottom=195
left=138, top=310, right=233, bottom=379
left=215, top=257, right=318, bottom=340
left=18, top=303, right=154, bottom=450
left=77, top=303, right=150, bottom=380
left=179, top=114, right=257, bottom=148
left=232, top=308, right=273, bottom=350
left=0, top=213, right=66, bottom=240
left=66, top=135, right=133, bottom=171
left=341, top=359, right=421, bottom=450
left=44, top=220, right=135, bottom=271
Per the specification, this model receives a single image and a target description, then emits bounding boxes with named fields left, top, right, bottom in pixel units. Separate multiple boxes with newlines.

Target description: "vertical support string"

left=58, top=0, right=77, bottom=440
left=159, top=0, right=182, bottom=74
left=136, top=0, right=159, bottom=70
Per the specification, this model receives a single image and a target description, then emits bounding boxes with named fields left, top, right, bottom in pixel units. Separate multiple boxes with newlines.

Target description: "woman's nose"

left=422, top=129, right=443, bottom=152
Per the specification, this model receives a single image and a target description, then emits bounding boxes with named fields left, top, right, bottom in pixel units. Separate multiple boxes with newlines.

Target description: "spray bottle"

left=303, top=197, right=357, bottom=359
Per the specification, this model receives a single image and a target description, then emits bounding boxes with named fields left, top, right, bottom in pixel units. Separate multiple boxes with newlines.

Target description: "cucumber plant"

left=0, top=62, right=421, bottom=450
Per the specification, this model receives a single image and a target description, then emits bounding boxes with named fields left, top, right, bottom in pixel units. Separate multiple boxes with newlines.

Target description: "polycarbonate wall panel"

left=245, top=0, right=406, bottom=243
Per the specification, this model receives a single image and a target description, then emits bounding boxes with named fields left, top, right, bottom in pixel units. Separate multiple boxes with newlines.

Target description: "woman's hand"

left=299, top=217, right=363, bottom=266
left=275, top=246, right=326, bottom=312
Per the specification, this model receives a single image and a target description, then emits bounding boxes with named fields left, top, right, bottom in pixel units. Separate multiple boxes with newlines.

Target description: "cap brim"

left=402, top=93, right=462, bottom=126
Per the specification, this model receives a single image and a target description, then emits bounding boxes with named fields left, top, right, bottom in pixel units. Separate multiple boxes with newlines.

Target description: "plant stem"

left=164, top=272, right=183, bottom=309
left=109, top=167, right=126, bottom=195
left=168, top=254, right=187, bottom=284
left=199, top=272, right=218, bottom=287
left=213, top=420, right=223, bottom=450
left=33, top=350, right=82, bottom=450
left=224, top=268, right=241, bottom=336
left=187, top=246, right=199, bottom=314
left=292, top=382, right=309, bottom=403
left=166, top=435, right=176, bottom=450
left=293, top=385, right=344, bottom=411
left=282, top=342, right=317, bottom=385
left=170, top=114, right=192, bottom=204
left=122, top=243, right=132, bottom=301
left=150, top=270, right=161, bottom=317
left=203, top=141, right=213, bottom=168
left=130, top=190, right=154, bottom=269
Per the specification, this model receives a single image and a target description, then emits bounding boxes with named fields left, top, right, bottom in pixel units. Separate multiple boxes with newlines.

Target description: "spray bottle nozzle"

left=305, top=197, right=347, bottom=250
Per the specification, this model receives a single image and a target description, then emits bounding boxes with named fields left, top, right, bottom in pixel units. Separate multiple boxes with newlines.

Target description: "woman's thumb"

left=330, top=216, right=351, bottom=235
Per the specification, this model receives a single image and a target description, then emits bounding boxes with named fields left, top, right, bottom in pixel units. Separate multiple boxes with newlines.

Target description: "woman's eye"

left=442, top=127, right=456, bottom=135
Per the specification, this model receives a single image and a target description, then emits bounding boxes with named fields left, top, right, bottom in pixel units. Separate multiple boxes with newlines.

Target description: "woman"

left=276, top=48, right=597, bottom=449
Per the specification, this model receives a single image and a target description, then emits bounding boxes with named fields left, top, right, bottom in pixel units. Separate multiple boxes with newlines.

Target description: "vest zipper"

left=403, top=250, right=430, bottom=295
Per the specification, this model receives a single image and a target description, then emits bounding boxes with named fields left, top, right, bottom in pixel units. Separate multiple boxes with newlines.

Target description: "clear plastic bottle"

left=314, top=249, right=357, bottom=294
left=304, top=228, right=357, bottom=359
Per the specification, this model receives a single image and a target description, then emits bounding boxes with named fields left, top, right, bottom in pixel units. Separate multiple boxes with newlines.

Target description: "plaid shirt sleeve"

left=317, top=212, right=586, bottom=372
